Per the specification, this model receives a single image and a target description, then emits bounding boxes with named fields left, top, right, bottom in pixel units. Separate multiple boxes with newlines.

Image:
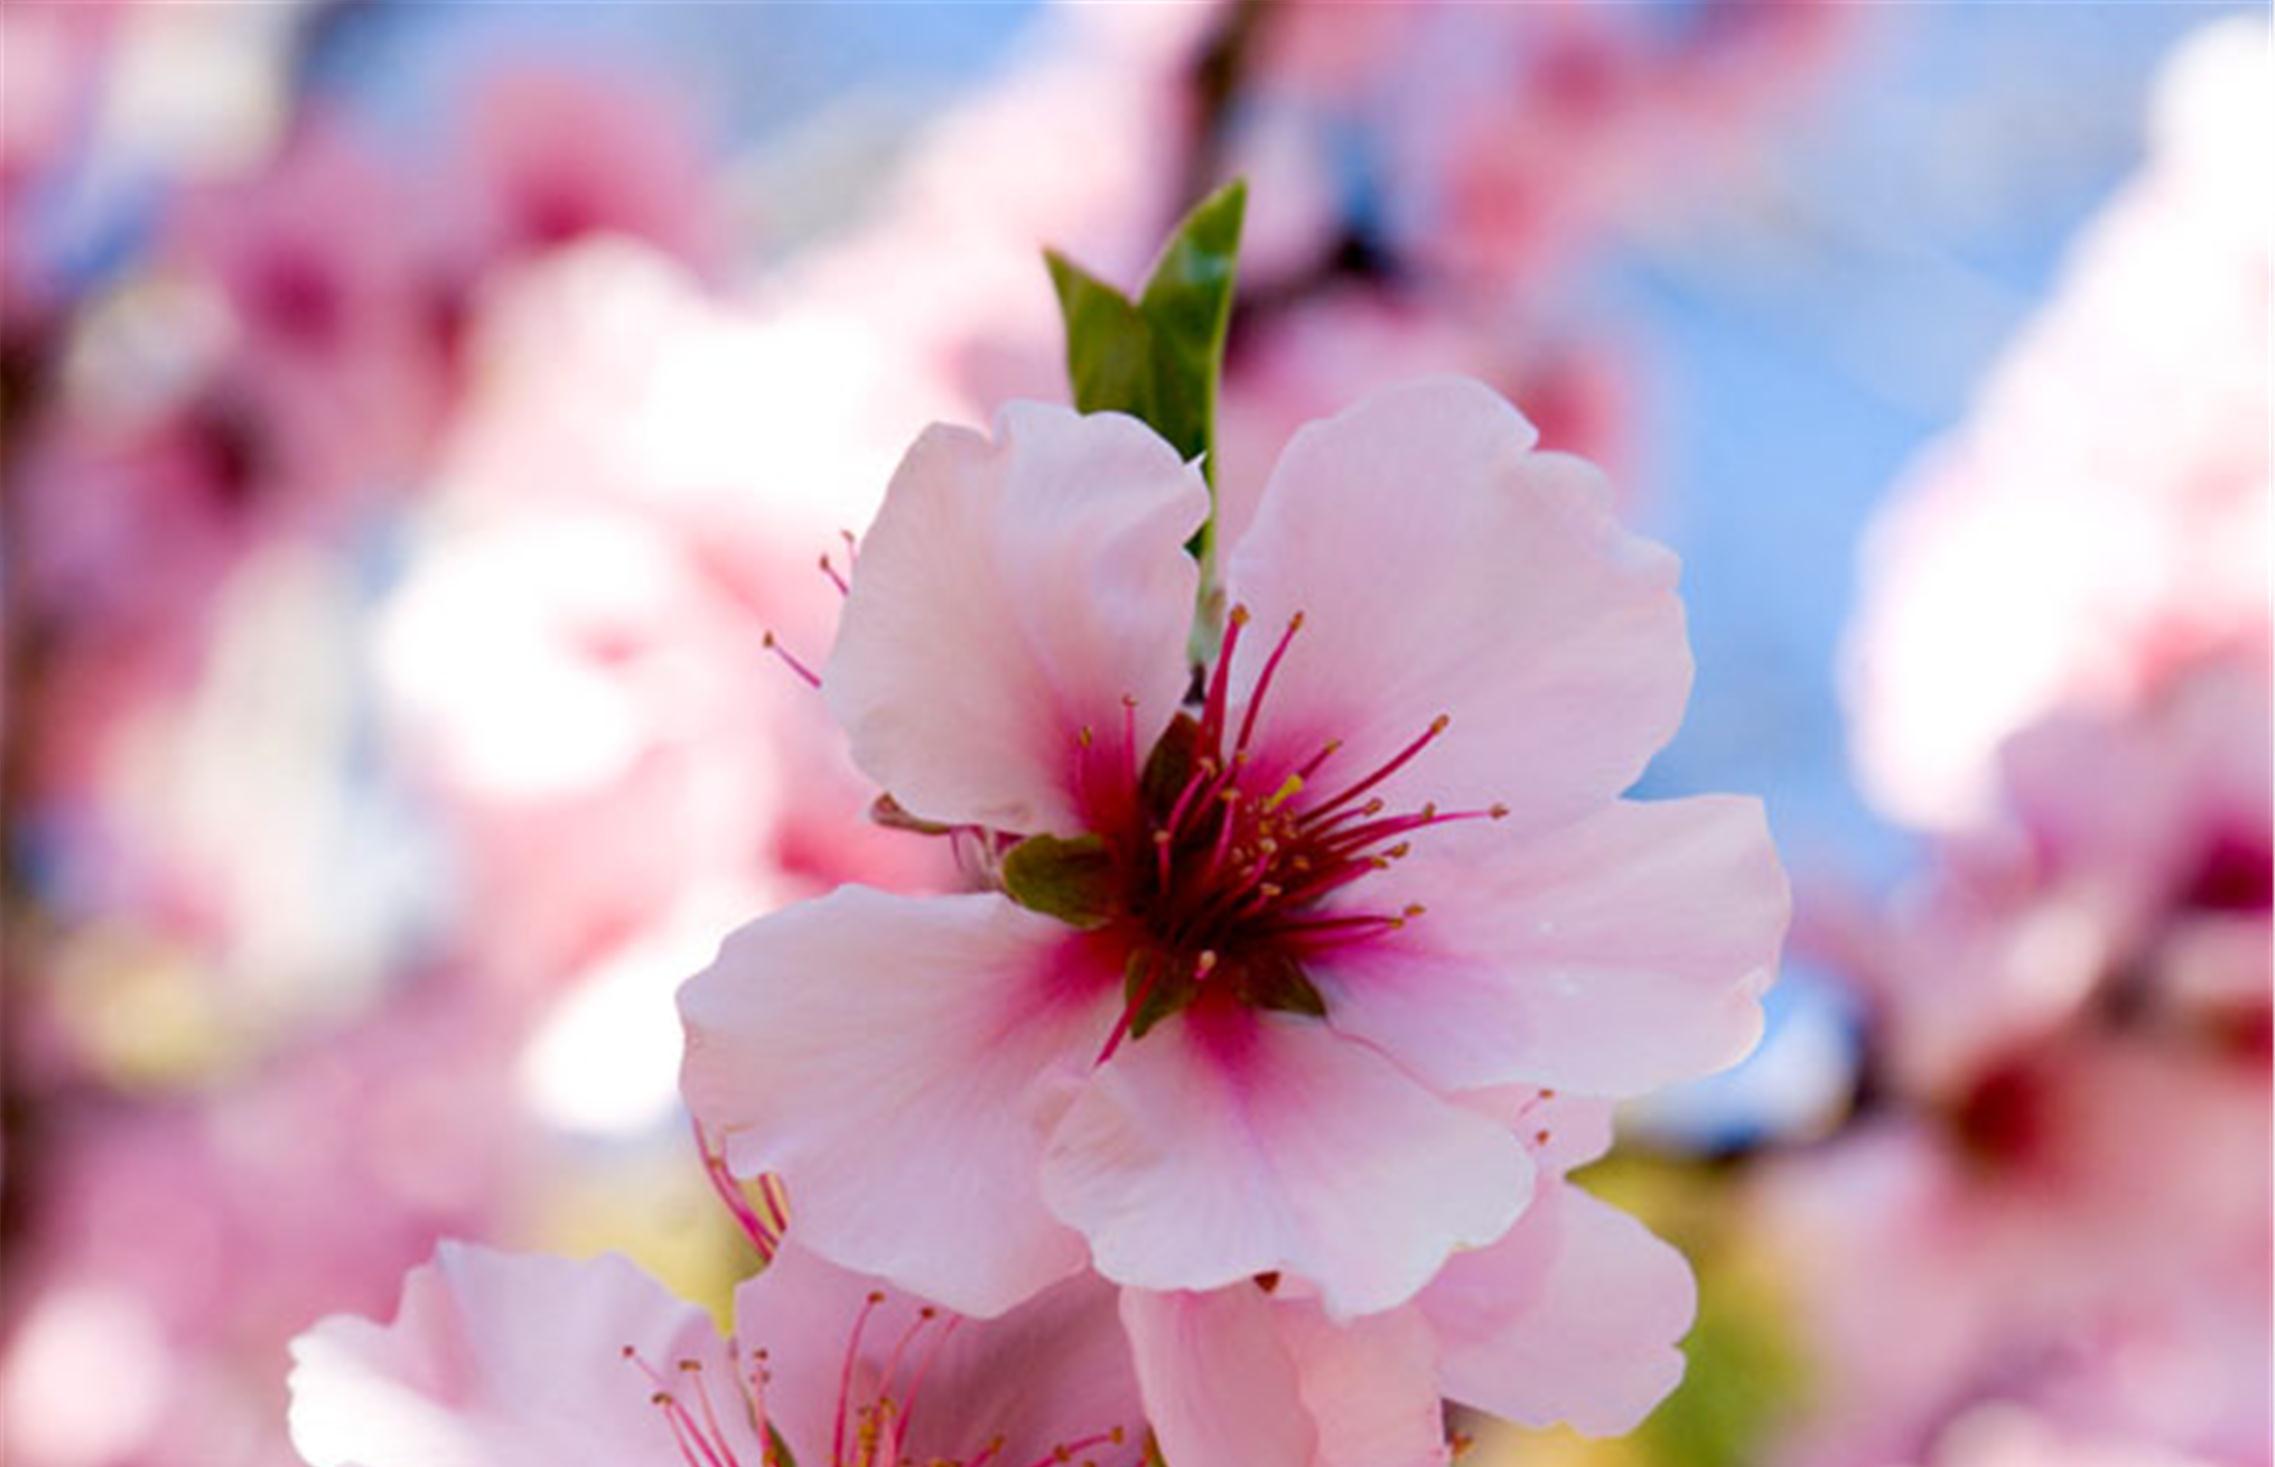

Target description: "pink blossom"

left=1846, top=16, right=2271, bottom=827
left=2, top=987, right=524, bottom=1467
left=1826, top=653, right=2269, bottom=1103
left=681, top=377, right=1787, bottom=1320
left=1317, top=2, right=1845, bottom=293
left=445, top=64, right=721, bottom=276
left=286, top=1240, right=1142, bottom=1467
left=1917, top=1405, right=2231, bottom=1467
left=378, top=244, right=954, bottom=999
left=165, top=117, right=456, bottom=504
left=1751, top=1033, right=2271, bottom=1467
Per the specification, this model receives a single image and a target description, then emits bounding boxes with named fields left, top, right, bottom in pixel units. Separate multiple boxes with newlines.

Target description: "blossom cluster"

left=4, top=7, right=2263, bottom=1467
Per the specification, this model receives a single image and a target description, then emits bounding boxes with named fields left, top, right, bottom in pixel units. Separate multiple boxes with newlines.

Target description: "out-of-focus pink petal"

left=824, top=402, right=1207, bottom=835
left=1123, top=1283, right=1452, bottom=1467
left=1044, top=1006, right=1532, bottom=1317
left=1275, top=1302, right=1452, bottom=1467
left=1224, top=376, right=1690, bottom=835
left=287, top=1243, right=760, bottom=1467
left=1421, top=1182, right=1695, bottom=1436
left=734, top=1240, right=1141, bottom=1467
left=1121, top=1286, right=1319, bottom=1467
left=679, top=888, right=1116, bottom=1316
left=1318, top=797, right=1785, bottom=1094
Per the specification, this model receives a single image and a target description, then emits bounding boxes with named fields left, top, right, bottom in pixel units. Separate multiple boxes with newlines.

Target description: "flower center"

left=1064, top=606, right=1505, bottom=1056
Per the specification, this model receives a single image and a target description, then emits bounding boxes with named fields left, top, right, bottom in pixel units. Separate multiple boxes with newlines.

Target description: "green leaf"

left=1000, top=833, right=1119, bottom=930
left=1047, top=179, right=1247, bottom=578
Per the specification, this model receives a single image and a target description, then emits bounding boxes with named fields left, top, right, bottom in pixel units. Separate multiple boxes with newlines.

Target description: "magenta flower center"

left=1064, top=606, right=1507, bottom=1054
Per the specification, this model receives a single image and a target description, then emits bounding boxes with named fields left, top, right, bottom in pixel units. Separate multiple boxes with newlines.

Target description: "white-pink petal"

left=1124, top=1285, right=1450, bottom=1467
left=1421, top=1183, right=1696, bottom=1436
left=287, top=1243, right=762, bottom=1467
left=824, top=401, right=1207, bottom=835
left=1320, top=796, right=1786, bottom=1095
left=1043, top=1008, right=1533, bottom=1318
left=734, top=1240, right=1140, bottom=1467
left=1121, top=1286, right=1320, bottom=1467
left=1275, top=1301, right=1453, bottom=1467
left=678, top=888, right=1115, bottom=1317
left=1224, top=376, right=1691, bottom=836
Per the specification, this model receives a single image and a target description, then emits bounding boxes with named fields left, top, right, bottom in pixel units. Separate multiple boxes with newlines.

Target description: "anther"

left=760, top=630, right=821, bottom=689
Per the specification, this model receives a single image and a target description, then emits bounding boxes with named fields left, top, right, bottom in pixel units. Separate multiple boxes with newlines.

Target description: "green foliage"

left=1046, top=180, right=1247, bottom=578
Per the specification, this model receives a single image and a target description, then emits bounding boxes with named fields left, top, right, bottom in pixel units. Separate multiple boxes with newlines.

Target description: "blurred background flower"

left=1, top=4, right=2265, bottom=1467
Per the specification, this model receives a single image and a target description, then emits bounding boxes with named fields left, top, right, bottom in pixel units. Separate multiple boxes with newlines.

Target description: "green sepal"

left=1000, top=833, right=1119, bottom=930
left=1237, top=950, right=1327, bottom=1019
left=1138, top=711, right=1205, bottom=815
left=1046, top=180, right=1247, bottom=559
left=1123, top=947, right=1198, bottom=1041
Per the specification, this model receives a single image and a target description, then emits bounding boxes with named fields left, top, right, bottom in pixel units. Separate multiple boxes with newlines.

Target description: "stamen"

left=834, top=1292, right=888, bottom=1467
left=645, top=1382, right=735, bottom=1467
left=1232, top=611, right=1303, bottom=756
left=1205, top=789, right=1243, bottom=878
left=818, top=552, right=850, bottom=597
left=891, top=1315, right=963, bottom=1460
left=653, top=1393, right=722, bottom=1467
left=1301, top=797, right=1386, bottom=842
left=761, top=630, right=822, bottom=689
left=870, top=1308, right=939, bottom=1429
left=1121, top=694, right=1141, bottom=781
left=1198, top=605, right=1249, bottom=747
left=1298, top=715, right=1451, bottom=826
left=1294, top=738, right=1343, bottom=781
left=694, top=1117, right=781, bottom=1262
left=758, top=1175, right=792, bottom=1240
left=1019, top=1427, right=1128, bottom=1467
left=680, top=1359, right=738, bottom=1466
